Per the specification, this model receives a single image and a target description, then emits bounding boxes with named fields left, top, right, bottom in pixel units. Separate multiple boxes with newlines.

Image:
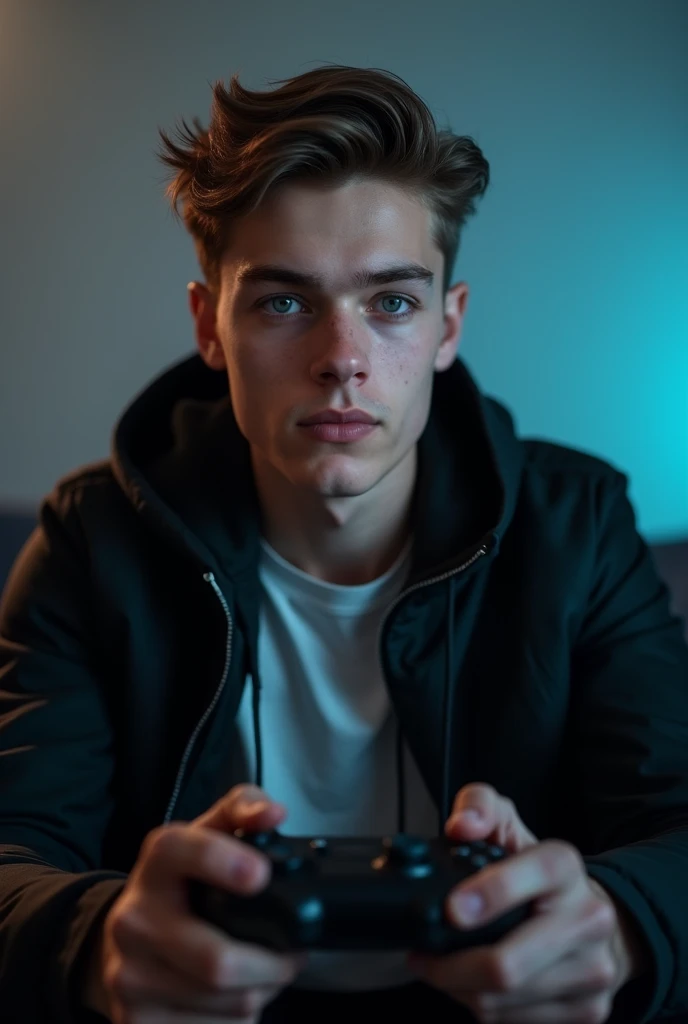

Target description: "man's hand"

left=407, top=783, right=645, bottom=1024
left=84, top=785, right=303, bottom=1024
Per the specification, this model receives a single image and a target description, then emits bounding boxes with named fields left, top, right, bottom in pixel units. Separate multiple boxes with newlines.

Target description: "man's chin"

left=292, top=467, right=377, bottom=499
left=305, top=478, right=374, bottom=499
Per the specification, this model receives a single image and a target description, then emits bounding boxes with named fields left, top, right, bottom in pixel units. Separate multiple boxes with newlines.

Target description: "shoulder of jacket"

left=53, top=459, right=116, bottom=494
left=45, top=460, right=130, bottom=520
left=521, top=438, right=628, bottom=487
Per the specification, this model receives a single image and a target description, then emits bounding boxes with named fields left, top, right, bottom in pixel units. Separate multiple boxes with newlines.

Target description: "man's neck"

left=251, top=448, right=417, bottom=586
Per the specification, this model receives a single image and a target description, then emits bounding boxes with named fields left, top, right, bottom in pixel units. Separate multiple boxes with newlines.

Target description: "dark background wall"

left=1, top=0, right=686, bottom=545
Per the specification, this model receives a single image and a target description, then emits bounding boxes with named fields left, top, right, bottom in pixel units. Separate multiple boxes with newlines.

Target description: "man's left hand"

left=407, top=783, right=645, bottom=1023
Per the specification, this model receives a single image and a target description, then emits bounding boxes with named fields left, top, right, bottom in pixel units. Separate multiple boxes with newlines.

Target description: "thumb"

left=194, top=783, right=287, bottom=834
left=445, top=783, right=537, bottom=851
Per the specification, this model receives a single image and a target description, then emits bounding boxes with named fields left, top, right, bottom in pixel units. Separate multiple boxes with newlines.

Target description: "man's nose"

left=309, top=315, right=372, bottom=386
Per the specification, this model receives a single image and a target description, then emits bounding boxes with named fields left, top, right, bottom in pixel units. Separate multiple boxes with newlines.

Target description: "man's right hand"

left=84, top=785, right=303, bottom=1023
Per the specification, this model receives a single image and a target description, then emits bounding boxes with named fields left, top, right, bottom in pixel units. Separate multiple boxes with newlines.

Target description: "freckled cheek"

left=383, top=359, right=434, bottom=438
left=376, top=344, right=415, bottom=379
left=380, top=356, right=424, bottom=398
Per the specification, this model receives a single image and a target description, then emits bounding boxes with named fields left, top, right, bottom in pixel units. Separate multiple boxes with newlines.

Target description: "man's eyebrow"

left=235, top=262, right=435, bottom=290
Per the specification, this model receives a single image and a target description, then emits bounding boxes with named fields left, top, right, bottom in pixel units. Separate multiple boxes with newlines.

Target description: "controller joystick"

left=234, top=829, right=276, bottom=849
left=375, top=835, right=432, bottom=877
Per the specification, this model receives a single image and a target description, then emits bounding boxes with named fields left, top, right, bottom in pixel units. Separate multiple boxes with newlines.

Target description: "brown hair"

left=157, top=64, right=490, bottom=295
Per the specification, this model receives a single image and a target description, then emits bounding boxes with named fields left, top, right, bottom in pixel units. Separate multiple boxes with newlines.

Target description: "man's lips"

left=298, top=409, right=379, bottom=426
left=297, top=411, right=380, bottom=443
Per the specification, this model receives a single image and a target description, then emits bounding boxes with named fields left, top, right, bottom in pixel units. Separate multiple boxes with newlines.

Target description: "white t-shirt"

left=234, top=535, right=438, bottom=991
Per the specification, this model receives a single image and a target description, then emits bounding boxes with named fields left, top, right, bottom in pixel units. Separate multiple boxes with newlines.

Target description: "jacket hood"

left=111, top=353, right=524, bottom=585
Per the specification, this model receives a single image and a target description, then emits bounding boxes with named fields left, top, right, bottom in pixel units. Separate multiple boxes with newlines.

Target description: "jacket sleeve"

left=0, top=487, right=127, bottom=1023
left=567, top=471, right=688, bottom=1023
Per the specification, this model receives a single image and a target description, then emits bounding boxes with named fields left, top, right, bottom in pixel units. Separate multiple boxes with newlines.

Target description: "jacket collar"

left=111, top=353, right=524, bottom=585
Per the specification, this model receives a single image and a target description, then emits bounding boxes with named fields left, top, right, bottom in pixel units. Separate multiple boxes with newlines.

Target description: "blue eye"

left=258, top=293, right=418, bottom=321
left=377, top=295, right=417, bottom=320
left=380, top=295, right=410, bottom=315
left=262, top=296, right=303, bottom=316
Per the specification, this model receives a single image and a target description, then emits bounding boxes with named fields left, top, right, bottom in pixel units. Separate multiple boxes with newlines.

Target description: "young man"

left=1, top=65, right=687, bottom=1024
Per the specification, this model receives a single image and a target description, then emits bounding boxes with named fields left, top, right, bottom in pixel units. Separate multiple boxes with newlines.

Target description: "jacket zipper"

left=163, top=571, right=234, bottom=823
left=164, top=541, right=490, bottom=823
left=378, top=539, right=490, bottom=834
left=377, top=540, right=490, bottom=666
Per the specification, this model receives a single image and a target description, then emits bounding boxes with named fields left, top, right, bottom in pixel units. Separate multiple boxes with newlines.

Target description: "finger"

left=108, top=950, right=285, bottom=1015
left=196, top=784, right=287, bottom=835
left=485, top=897, right=616, bottom=990
left=421, top=943, right=617, bottom=1013
left=446, top=783, right=500, bottom=839
left=113, top=1014, right=227, bottom=1024
left=412, top=892, right=614, bottom=993
left=466, top=993, right=614, bottom=1023
left=232, top=801, right=287, bottom=835
left=446, top=785, right=537, bottom=850
left=123, top=1010, right=267, bottom=1024
left=446, top=840, right=589, bottom=932
left=113, top=910, right=303, bottom=991
left=135, top=824, right=271, bottom=894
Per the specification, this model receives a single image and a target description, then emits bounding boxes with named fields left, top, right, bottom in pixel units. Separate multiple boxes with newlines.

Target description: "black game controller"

left=188, top=830, right=530, bottom=953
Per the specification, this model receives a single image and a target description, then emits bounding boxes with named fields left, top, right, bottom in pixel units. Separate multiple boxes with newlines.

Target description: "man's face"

left=190, top=177, right=468, bottom=498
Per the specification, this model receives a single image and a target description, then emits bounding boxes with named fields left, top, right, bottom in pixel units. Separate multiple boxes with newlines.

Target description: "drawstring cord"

left=396, top=721, right=406, bottom=833
left=251, top=669, right=263, bottom=789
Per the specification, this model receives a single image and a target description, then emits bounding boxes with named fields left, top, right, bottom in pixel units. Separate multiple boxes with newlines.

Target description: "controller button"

left=488, top=845, right=505, bottom=859
left=450, top=845, right=473, bottom=858
left=382, top=834, right=430, bottom=864
left=270, top=849, right=305, bottom=874
left=309, top=838, right=329, bottom=854
left=470, top=854, right=489, bottom=869
left=234, top=830, right=275, bottom=849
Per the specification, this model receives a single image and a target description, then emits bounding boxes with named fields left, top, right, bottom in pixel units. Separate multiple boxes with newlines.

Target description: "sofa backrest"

left=0, top=510, right=36, bottom=596
left=651, top=541, right=688, bottom=639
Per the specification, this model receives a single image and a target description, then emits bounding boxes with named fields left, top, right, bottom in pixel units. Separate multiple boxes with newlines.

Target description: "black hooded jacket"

left=1, top=353, right=688, bottom=1022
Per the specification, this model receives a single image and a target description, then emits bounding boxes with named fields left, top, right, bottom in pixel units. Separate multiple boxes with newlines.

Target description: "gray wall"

left=1, top=0, right=687, bottom=539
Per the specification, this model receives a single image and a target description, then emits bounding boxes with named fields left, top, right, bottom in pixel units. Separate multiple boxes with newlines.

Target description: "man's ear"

left=188, top=281, right=226, bottom=370
left=435, top=281, right=469, bottom=372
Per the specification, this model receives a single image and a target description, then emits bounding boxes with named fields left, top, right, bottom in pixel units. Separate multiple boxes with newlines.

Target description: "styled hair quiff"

left=158, top=65, right=490, bottom=294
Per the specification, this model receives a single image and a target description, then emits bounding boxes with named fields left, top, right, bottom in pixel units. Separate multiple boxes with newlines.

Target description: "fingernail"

left=242, top=799, right=271, bottom=815
left=448, top=809, right=482, bottom=831
left=450, top=890, right=484, bottom=925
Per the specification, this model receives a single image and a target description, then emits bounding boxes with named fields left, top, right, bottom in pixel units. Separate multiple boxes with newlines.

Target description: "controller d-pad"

left=233, top=830, right=304, bottom=872
left=450, top=844, right=473, bottom=859
left=234, top=829, right=279, bottom=849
